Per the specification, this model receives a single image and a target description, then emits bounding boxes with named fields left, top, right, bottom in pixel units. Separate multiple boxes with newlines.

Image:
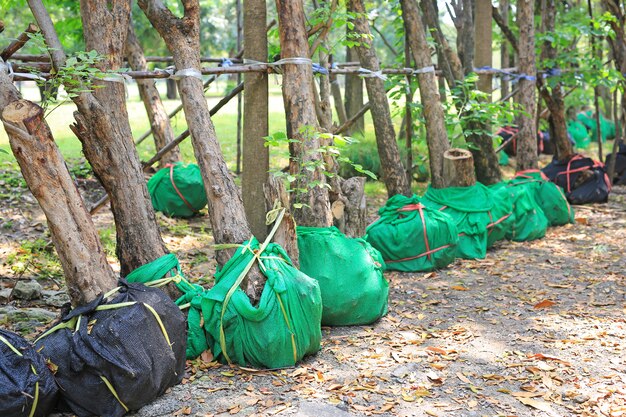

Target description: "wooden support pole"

left=1, top=23, right=39, bottom=61
left=333, top=102, right=371, bottom=135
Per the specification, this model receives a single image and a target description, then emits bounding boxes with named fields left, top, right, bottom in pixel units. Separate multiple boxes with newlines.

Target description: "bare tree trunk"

left=401, top=0, right=450, bottom=188
left=166, top=78, right=177, bottom=99
left=28, top=0, right=169, bottom=277
left=516, top=0, right=538, bottom=171
left=329, top=56, right=347, bottom=124
left=125, top=21, right=180, bottom=168
left=243, top=0, right=270, bottom=241
left=1, top=71, right=116, bottom=305
left=264, top=176, right=299, bottom=266
left=423, top=0, right=501, bottom=184
left=537, top=0, right=574, bottom=161
left=275, top=0, right=332, bottom=227
left=603, top=0, right=626, bottom=142
left=474, top=0, right=492, bottom=96
left=443, top=149, right=477, bottom=187
left=500, top=0, right=510, bottom=99
left=344, top=46, right=365, bottom=134
left=348, top=0, right=410, bottom=197
left=139, top=0, right=265, bottom=302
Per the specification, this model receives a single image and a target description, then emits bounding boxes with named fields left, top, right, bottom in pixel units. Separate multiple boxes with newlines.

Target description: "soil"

left=0, top=166, right=625, bottom=417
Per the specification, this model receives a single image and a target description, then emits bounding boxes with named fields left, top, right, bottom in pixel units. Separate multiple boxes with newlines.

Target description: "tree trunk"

left=264, top=176, right=299, bottom=266
left=516, top=0, right=538, bottom=171
left=1, top=96, right=116, bottom=305
left=344, top=46, right=365, bottom=134
left=400, top=0, right=450, bottom=188
left=125, top=21, right=180, bottom=168
left=538, top=0, right=574, bottom=162
left=474, top=0, right=492, bottom=96
left=329, top=56, right=347, bottom=125
left=443, top=148, right=477, bottom=187
left=500, top=0, right=510, bottom=99
left=243, top=0, right=270, bottom=241
left=339, top=176, right=366, bottom=237
left=75, top=0, right=168, bottom=277
left=275, top=0, right=332, bottom=228
left=348, top=0, right=410, bottom=197
left=139, top=0, right=265, bottom=302
left=604, top=0, right=626, bottom=142
left=28, top=0, right=170, bottom=277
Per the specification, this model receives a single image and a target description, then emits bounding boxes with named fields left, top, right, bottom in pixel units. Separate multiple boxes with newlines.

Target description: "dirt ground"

left=1, top=168, right=625, bottom=417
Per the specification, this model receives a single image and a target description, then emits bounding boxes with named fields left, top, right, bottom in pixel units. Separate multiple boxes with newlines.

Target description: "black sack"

left=0, top=329, right=58, bottom=417
left=35, top=280, right=187, bottom=417
left=542, top=154, right=611, bottom=204
left=605, top=143, right=626, bottom=185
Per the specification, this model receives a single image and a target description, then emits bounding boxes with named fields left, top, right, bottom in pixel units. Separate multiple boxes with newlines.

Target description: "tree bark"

left=28, top=0, right=169, bottom=277
left=139, top=0, right=265, bottom=302
left=422, top=0, right=501, bottom=185
left=443, top=148, right=477, bottom=187
left=125, top=21, right=180, bottom=168
left=603, top=0, right=626, bottom=143
left=516, top=0, right=538, bottom=171
left=348, top=0, right=410, bottom=197
left=275, top=0, right=332, bottom=228
left=344, top=46, right=365, bottom=134
left=401, top=0, right=450, bottom=188
left=1, top=95, right=116, bottom=304
left=499, top=0, right=510, bottom=99
left=329, top=56, right=347, bottom=124
left=474, top=0, right=492, bottom=96
left=264, top=176, right=299, bottom=267
left=243, top=0, right=270, bottom=241
left=537, top=0, right=574, bottom=162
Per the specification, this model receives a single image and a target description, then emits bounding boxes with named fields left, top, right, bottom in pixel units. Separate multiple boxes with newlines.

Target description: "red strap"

left=515, top=169, right=549, bottom=181
left=167, top=164, right=198, bottom=213
left=397, top=203, right=433, bottom=262
left=385, top=244, right=453, bottom=264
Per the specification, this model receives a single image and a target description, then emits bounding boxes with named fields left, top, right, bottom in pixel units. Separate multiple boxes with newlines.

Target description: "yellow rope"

left=275, top=293, right=298, bottom=364
left=219, top=209, right=286, bottom=364
left=0, top=334, right=23, bottom=356
left=28, top=365, right=39, bottom=417
left=99, top=375, right=129, bottom=412
left=143, top=303, right=172, bottom=349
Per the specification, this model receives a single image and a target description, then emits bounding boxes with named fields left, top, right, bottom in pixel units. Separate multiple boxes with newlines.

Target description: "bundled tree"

left=27, top=0, right=169, bottom=277
left=138, top=0, right=267, bottom=300
left=0, top=61, right=116, bottom=305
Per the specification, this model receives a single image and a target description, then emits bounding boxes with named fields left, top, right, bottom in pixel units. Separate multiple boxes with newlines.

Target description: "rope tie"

left=474, top=66, right=536, bottom=82
left=357, top=67, right=387, bottom=80
left=412, top=65, right=436, bottom=75
left=219, top=209, right=287, bottom=364
left=163, top=66, right=203, bottom=80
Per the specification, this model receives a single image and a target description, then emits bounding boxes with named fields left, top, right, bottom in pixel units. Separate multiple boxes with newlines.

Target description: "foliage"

left=6, top=238, right=63, bottom=279
left=22, top=33, right=109, bottom=114
left=264, top=126, right=375, bottom=208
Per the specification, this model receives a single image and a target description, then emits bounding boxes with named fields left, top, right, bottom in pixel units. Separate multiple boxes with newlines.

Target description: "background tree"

left=347, top=0, right=410, bottom=197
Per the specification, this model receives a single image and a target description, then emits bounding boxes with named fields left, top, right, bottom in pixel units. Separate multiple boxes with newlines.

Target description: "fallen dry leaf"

left=517, top=397, right=554, bottom=413
left=533, top=299, right=556, bottom=309
left=451, top=285, right=469, bottom=291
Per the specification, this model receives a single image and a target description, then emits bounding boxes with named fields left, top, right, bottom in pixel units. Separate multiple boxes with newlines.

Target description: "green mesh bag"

left=127, top=241, right=322, bottom=369
left=201, top=239, right=322, bottom=368
left=147, top=162, right=207, bottom=218
left=420, top=183, right=512, bottom=259
left=365, top=195, right=458, bottom=272
left=499, top=151, right=509, bottom=166
left=577, top=111, right=615, bottom=142
left=297, top=226, right=388, bottom=326
left=567, top=120, right=590, bottom=149
left=510, top=171, right=574, bottom=226
left=490, top=182, right=548, bottom=241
